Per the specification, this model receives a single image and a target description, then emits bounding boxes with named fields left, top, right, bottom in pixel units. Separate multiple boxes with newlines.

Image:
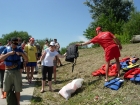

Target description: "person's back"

left=91, top=31, right=117, bottom=50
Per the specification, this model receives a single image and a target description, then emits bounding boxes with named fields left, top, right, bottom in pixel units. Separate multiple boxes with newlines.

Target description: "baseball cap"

left=96, top=27, right=102, bottom=31
left=11, top=37, right=18, bottom=45
left=50, top=41, right=55, bottom=46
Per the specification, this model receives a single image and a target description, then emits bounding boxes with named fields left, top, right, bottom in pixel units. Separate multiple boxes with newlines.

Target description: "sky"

left=0, top=0, right=140, bottom=48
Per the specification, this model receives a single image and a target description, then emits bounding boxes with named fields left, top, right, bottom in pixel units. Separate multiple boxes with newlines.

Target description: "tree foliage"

left=0, top=31, right=31, bottom=45
left=83, top=0, right=135, bottom=41
left=84, top=0, right=134, bottom=22
left=123, top=11, right=140, bottom=37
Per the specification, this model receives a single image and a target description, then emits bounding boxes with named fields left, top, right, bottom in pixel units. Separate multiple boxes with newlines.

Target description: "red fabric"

left=105, top=45, right=120, bottom=62
left=0, top=61, right=5, bottom=70
left=120, top=57, right=130, bottom=62
left=124, top=68, right=140, bottom=79
left=90, top=31, right=116, bottom=50
left=92, top=64, right=118, bottom=76
left=90, top=31, right=120, bottom=61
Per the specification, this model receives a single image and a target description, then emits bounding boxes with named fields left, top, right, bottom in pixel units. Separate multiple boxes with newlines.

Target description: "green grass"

left=31, top=43, right=140, bottom=105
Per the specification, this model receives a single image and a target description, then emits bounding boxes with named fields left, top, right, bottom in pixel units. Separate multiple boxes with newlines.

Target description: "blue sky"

left=0, top=0, right=140, bottom=48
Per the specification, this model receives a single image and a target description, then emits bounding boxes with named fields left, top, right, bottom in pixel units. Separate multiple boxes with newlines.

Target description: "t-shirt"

left=41, top=48, right=58, bottom=66
left=90, top=31, right=117, bottom=50
left=24, top=44, right=37, bottom=62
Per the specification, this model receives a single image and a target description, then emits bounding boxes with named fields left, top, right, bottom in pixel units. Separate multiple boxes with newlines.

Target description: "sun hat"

left=50, top=41, right=55, bottom=46
left=96, top=27, right=102, bottom=31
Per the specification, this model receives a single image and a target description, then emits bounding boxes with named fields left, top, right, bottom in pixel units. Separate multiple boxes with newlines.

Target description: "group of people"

left=0, top=26, right=122, bottom=105
left=0, top=37, right=64, bottom=105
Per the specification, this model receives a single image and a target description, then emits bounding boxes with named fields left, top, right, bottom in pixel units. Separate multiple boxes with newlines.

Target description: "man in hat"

left=0, top=37, right=28, bottom=105
left=76, top=27, right=122, bottom=81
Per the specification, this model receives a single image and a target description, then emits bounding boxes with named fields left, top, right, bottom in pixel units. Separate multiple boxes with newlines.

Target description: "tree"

left=123, top=11, right=140, bottom=37
left=83, top=0, right=134, bottom=40
left=0, top=31, right=31, bottom=45
left=84, top=0, right=134, bottom=22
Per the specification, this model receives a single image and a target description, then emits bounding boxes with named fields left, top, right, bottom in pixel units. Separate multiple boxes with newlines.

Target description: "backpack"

left=65, top=44, right=79, bottom=72
left=6, top=85, right=17, bottom=105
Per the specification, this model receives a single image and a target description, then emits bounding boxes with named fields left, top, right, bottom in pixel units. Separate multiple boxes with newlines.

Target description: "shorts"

left=41, top=66, right=53, bottom=81
left=3, top=70, right=22, bottom=92
left=26, top=62, right=37, bottom=67
left=105, top=45, right=120, bottom=62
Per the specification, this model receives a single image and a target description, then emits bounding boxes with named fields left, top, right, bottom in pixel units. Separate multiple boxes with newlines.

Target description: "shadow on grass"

left=87, top=76, right=103, bottom=86
left=31, top=96, right=42, bottom=102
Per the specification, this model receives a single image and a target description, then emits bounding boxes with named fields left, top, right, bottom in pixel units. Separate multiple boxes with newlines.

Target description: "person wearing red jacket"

left=76, top=27, right=122, bottom=81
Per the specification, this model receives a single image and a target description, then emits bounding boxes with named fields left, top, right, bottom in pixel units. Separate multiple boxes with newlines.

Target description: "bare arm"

left=57, top=53, right=67, bottom=58
left=40, top=51, right=46, bottom=61
left=0, top=51, right=15, bottom=61
left=21, top=52, right=28, bottom=62
left=76, top=40, right=92, bottom=46
left=113, top=37, right=122, bottom=50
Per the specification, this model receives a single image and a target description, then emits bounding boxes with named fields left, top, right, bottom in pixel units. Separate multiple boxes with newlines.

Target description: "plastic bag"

left=58, top=78, right=84, bottom=100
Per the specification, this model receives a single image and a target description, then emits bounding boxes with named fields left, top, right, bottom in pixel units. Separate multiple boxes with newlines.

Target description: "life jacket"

left=124, top=68, right=140, bottom=79
left=92, top=63, right=118, bottom=76
left=4, top=46, right=21, bottom=69
left=65, top=44, right=79, bottom=72
left=130, top=74, right=140, bottom=83
left=104, top=78, right=124, bottom=90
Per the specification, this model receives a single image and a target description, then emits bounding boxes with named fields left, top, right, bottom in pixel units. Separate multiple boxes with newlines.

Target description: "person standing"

left=40, top=42, right=66, bottom=92
left=0, top=37, right=28, bottom=105
left=24, top=37, right=38, bottom=83
left=76, top=27, right=122, bottom=81
left=54, top=39, right=63, bottom=66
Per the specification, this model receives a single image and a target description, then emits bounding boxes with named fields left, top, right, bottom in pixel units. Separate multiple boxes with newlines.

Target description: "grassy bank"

left=31, top=43, right=140, bottom=105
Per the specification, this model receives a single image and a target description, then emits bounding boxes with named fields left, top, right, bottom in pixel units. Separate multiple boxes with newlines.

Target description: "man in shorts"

left=76, top=27, right=122, bottom=81
left=0, top=37, right=28, bottom=105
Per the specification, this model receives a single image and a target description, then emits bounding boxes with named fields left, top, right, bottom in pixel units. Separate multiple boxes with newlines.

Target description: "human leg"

left=0, top=70, right=5, bottom=98
left=30, top=66, right=35, bottom=82
left=53, top=60, right=57, bottom=82
left=15, top=92, right=20, bottom=105
left=40, top=66, right=47, bottom=92
left=115, top=58, right=120, bottom=77
left=26, top=66, right=30, bottom=83
left=53, top=66, right=56, bottom=82
left=14, top=70, right=22, bottom=105
left=105, top=61, right=110, bottom=82
left=48, top=67, right=53, bottom=91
